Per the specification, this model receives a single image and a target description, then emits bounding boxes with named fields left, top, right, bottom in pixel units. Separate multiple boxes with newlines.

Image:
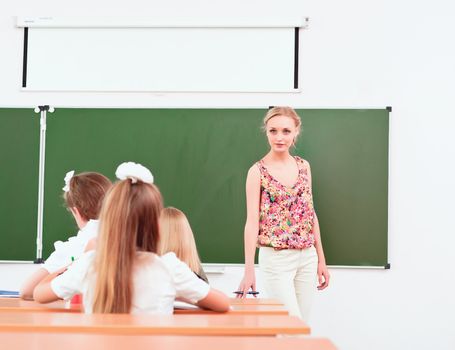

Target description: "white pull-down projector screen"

left=18, top=17, right=307, bottom=92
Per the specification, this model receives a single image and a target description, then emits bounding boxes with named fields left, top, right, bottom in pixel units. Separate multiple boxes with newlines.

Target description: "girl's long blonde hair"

left=92, top=180, right=163, bottom=314
left=158, top=207, right=202, bottom=273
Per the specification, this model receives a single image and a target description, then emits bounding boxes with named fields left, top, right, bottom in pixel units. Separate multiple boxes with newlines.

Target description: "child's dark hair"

left=63, top=172, right=112, bottom=221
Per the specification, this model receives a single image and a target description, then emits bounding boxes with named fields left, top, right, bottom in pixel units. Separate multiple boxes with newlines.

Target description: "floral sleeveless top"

left=257, top=156, right=315, bottom=249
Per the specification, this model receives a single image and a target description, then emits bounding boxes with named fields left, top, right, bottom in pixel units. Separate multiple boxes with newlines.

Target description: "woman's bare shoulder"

left=247, top=162, right=261, bottom=176
left=245, top=163, right=261, bottom=188
left=295, top=156, right=310, bottom=169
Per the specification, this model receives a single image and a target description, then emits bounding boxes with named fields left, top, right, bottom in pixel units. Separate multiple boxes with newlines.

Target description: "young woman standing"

left=238, top=107, right=330, bottom=321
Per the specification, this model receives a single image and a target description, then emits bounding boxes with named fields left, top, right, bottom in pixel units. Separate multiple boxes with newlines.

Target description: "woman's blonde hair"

left=158, top=207, right=202, bottom=273
left=92, top=180, right=163, bottom=314
left=262, top=106, right=302, bottom=142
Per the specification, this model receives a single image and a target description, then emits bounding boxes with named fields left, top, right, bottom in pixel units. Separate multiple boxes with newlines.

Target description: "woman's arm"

left=306, top=161, right=330, bottom=290
left=312, top=213, right=330, bottom=290
left=237, top=165, right=261, bottom=297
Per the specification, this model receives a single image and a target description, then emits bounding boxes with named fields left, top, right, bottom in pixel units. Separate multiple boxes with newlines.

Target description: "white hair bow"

left=115, top=162, right=154, bottom=184
left=62, top=170, right=75, bottom=192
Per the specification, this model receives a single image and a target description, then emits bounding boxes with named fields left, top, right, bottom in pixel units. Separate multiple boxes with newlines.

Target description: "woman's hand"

left=237, top=267, right=256, bottom=298
left=317, top=261, right=330, bottom=290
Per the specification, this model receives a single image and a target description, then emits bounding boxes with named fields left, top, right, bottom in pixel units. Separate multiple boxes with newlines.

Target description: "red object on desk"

left=70, top=294, right=82, bottom=306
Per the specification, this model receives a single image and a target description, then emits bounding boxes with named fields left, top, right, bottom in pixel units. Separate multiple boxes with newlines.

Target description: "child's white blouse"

left=51, top=251, right=210, bottom=314
left=43, top=220, right=99, bottom=273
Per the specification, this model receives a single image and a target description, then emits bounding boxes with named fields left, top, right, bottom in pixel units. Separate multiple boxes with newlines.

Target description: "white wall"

left=1, top=1, right=455, bottom=349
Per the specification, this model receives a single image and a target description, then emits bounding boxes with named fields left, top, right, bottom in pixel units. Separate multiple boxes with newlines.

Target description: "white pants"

left=259, top=246, right=318, bottom=322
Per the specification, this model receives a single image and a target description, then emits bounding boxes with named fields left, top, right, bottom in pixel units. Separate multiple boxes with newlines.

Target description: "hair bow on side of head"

left=115, top=162, right=154, bottom=184
left=62, top=170, right=75, bottom=192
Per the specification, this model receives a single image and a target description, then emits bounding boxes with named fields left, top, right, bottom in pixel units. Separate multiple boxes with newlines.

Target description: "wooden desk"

left=174, top=304, right=287, bottom=315
left=0, top=298, right=81, bottom=313
left=0, top=333, right=336, bottom=350
left=174, top=300, right=288, bottom=315
left=0, top=311, right=310, bottom=335
left=0, top=298, right=287, bottom=315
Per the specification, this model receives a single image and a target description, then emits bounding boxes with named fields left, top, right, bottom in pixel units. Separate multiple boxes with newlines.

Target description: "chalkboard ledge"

left=329, top=264, right=391, bottom=270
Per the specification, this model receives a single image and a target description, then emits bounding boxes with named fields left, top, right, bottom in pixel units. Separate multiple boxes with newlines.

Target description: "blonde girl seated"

left=159, top=207, right=208, bottom=283
left=20, top=171, right=112, bottom=300
left=34, top=162, right=229, bottom=314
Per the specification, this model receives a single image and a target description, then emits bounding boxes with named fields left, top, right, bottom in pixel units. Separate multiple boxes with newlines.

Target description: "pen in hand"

left=233, top=291, right=260, bottom=295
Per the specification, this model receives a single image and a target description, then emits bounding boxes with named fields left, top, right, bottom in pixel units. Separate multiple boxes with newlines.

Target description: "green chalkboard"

left=0, top=109, right=39, bottom=261
left=0, top=108, right=389, bottom=266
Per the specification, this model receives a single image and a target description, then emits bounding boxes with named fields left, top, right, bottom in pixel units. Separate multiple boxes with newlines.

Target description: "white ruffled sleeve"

left=51, top=251, right=94, bottom=300
left=161, top=253, right=210, bottom=304
left=43, top=221, right=99, bottom=273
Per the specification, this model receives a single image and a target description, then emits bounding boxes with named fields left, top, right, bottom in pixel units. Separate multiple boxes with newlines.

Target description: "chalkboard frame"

left=0, top=107, right=389, bottom=267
